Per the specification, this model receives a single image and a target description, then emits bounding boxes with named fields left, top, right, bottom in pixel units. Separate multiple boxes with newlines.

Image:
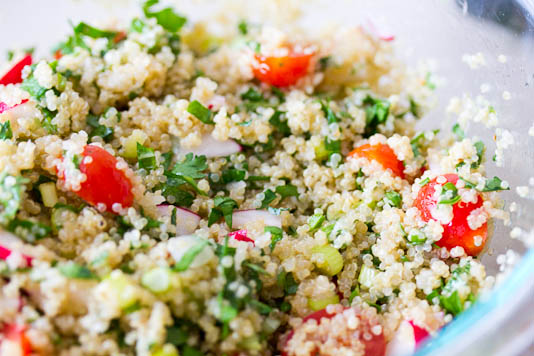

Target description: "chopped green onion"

left=308, top=294, right=340, bottom=311
left=311, top=245, right=344, bottom=277
left=307, top=213, right=325, bottom=231
left=439, top=182, right=461, bottom=205
left=173, top=239, right=208, bottom=271
left=358, top=265, right=377, bottom=289
left=136, top=143, right=157, bottom=172
left=419, top=177, right=430, bottom=186
left=141, top=267, right=174, bottom=293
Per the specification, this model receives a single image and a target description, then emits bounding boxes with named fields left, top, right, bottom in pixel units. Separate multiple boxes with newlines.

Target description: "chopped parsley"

left=137, top=143, right=157, bottom=172
left=363, top=95, right=390, bottom=137
left=275, top=183, right=298, bottom=200
left=73, top=22, right=117, bottom=40
left=86, top=115, right=114, bottom=142
left=160, top=153, right=208, bottom=207
left=439, top=182, right=461, bottom=205
left=143, top=0, right=187, bottom=33
left=461, top=176, right=510, bottom=192
left=307, top=213, right=325, bottom=231
left=208, top=196, right=238, bottom=228
left=260, top=189, right=277, bottom=209
left=277, top=270, right=298, bottom=295
left=452, top=123, right=465, bottom=141
left=471, top=141, right=485, bottom=168
left=320, top=100, right=339, bottom=124
left=0, top=121, right=13, bottom=140
left=237, top=20, right=248, bottom=35
left=265, top=226, right=283, bottom=250
left=58, top=261, right=96, bottom=279
left=384, top=191, right=402, bottom=208
left=269, top=111, right=291, bottom=136
left=0, top=173, right=27, bottom=225
left=7, top=219, right=51, bottom=242
left=173, top=239, right=209, bottom=272
left=187, top=100, right=214, bottom=124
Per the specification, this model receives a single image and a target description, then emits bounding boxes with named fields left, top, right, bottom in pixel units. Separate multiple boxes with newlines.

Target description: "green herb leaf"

left=221, top=168, right=246, bottom=183
left=265, top=226, right=283, bottom=250
left=0, top=121, right=13, bottom=140
left=143, top=0, right=187, bottom=33
left=363, top=95, right=390, bottom=137
left=237, top=20, right=248, bottom=35
left=472, top=141, right=485, bottom=168
left=452, top=123, right=465, bottom=141
left=130, top=18, right=146, bottom=33
left=241, top=87, right=265, bottom=102
left=74, top=22, right=117, bottom=39
left=173, top=239, right=208, bottom=272
left=439, top=182, right=461, bottom=205
left=440, top=290, right=463, bottom=316
left=187, top=100, right=214, bottom=124
left=0, top=173, right=27, bottom=225
left=260, top=189, right=277, bottom=209
left=275, top=184, right=298, bottom=200
left=7, top=219, right=50, bottom=242
left=249, top=299, right=272, bottom=315
left=320, top=100, right=339, bottom=124
left=269, top=111, right=290, bottom=136
left=137, top=143, right=157, bottom=172
left=419, top=177, right=430, bottom=186
left=86, top=115, right=114, bottom=142
left=209, top=196, right=238, bottom=228
left=58, top=261, right=96, bottom=279
left=384, top=191, right=402, bottom=208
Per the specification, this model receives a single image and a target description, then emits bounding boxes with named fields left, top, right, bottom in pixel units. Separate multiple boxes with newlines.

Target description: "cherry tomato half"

left=0, top=324, right=32, bottom=356
left=0, top=55, right=32, bottom=86
left=252, top=52, right=313, bottom=87
left=414, top=173, right=487, bottom=256
left=349, top=143, right=405, bottom=178
left=281, top=307, right=386, bottom=356
left=61, top=145, right=134, bottom=213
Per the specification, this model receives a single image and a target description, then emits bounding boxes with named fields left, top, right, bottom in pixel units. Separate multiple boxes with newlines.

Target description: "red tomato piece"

left=252, top=52, right=313, bottom=87
left=349, top=143, right=405, bottom=178
left=228, top=229, right=254, bottom=244
left=113, top=31, right=127, bottom=44
left=66, top=145, right=134, bottom=213
left=1, top=324, right=32, bottom=356
left=414, top=173, right=487, bottom=256
left=54, top=50, right=63, bottom=60
left=0, top=55, right=32, bottom=86
left=282, top=307, right=386, bottom=356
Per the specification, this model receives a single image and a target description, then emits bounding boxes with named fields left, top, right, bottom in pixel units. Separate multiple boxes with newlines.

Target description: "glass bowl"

left=1, top=0, right=532, bottom=355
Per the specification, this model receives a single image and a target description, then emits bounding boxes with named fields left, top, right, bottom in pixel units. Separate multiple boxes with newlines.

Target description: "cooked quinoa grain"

left=0, top=2, right=511, bottom=356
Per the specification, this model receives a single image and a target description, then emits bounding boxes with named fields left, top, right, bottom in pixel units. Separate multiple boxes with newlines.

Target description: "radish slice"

left=362, top=18, right=395, bottom=42
left=409, top=320, right=430, bottom=346
left=0, top=99, right=28, bottom=114
left=0, top=231, right=33, bottom=267
left=180, top=134, right=242, bottom=158
left=157, top=204, right=200, bottom=236
left=232, top=209, right=282, bottom=229
left=386, top=320, right=430, bottom=356
left=229, top=229, right=254, bottom=244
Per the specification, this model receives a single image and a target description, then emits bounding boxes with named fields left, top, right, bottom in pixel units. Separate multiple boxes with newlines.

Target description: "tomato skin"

left=252, top=52, right=313, bottom=87
left=415, top=173, right=487, bottom=256
left=281, top=307, right=386, bottom=356
left=0, top=55, right=32, bottom=86
left=349, top=143, right=405, bottom=178
left=1, top=324, right=32, bottom=356
left=72, top=145, right=134, bottom=213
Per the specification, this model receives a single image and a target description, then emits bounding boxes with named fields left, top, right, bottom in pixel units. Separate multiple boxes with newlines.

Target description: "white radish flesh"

left=179, top=134, right=242, bottom=158
left=232, top=210, right=282, bottom=229
left=157, top=204, right=200, bottom=236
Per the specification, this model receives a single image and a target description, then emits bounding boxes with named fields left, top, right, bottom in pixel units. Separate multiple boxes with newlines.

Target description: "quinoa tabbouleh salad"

left=0, top=1, right=512, bottom=356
